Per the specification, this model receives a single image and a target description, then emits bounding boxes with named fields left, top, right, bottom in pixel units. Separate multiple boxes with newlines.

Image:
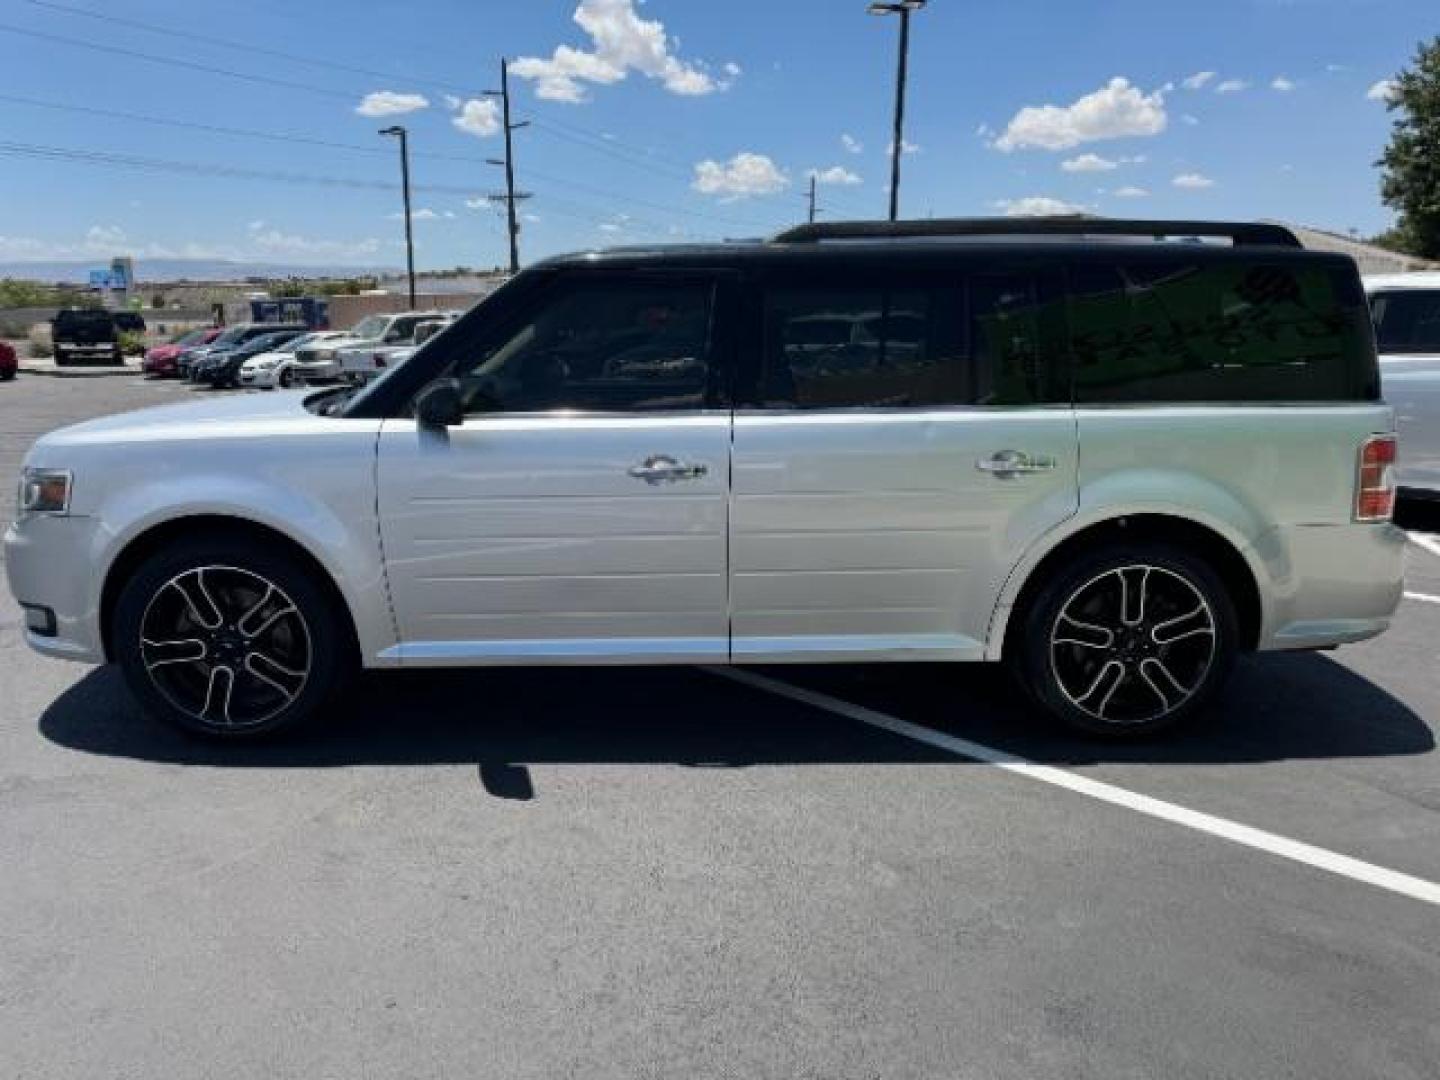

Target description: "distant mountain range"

left=0, top=258, right=397, bottom=284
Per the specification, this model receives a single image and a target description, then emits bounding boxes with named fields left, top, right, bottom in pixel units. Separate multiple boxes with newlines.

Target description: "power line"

left=0, top=22, right=355, bottom=100
left=0, top=92, right=480, bottom=163
left=0, top=140, right=479, bottom=194
left=19, top=0, right=490, bottom=101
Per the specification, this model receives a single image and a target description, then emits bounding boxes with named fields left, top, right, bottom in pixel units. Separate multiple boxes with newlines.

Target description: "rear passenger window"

left=761, top=288, right=962, bottom=408
left=1068, top=260, right=1374, bottom=403
left=759, top=275, right=1066, bottom=409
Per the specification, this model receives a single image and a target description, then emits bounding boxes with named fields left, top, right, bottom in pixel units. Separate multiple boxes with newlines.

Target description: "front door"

left=729, top=264, right=1079, bottom=661
left=377, top=271, right=732, bottom=664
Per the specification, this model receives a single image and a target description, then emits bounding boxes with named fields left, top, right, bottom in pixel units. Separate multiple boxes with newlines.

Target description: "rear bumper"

left=1252, top=522, right=1406, bottom=651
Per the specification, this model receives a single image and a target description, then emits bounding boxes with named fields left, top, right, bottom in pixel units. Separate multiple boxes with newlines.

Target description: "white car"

left=337, top=313, right=459, bottom=383
left=238, top=331, right=351, bottom=389
left=6, top=218, right=1405, bottom=742
left=1366, top=273, right=1440, bottom=500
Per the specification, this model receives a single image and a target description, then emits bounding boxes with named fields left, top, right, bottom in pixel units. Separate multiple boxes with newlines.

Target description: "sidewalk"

left=18, top=357, right=144, bottom=378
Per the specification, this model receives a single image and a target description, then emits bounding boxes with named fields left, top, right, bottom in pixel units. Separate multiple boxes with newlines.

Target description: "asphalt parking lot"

left=2, top=374, right=1438, bottom=1078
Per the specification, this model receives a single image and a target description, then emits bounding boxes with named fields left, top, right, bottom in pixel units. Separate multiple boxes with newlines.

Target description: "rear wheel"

left=1010, top=543, right=1238, bottom=737
left=113, top=536, right=352, bottom=739
left=278, top=367, right=294, bottom=389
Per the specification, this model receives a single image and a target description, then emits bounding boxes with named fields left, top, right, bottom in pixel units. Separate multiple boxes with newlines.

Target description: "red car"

left=143, top=327, right=220, bottom=376
left=0, top=340, right=17, bottom=381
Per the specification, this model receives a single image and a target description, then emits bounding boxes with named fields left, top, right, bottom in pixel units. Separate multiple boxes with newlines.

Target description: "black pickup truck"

left=50, top=308, right=143, bottom=366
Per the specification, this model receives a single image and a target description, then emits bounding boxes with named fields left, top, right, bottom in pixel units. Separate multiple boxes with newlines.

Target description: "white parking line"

left=1407, top=531, right=1440, bottom=561
left=1406, top=591, right=1440, bottom=605
left=711, top=667, right=1440, bottom=908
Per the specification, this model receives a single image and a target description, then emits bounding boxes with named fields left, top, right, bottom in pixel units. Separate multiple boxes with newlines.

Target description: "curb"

left=18, top=364, right=143, bottom=378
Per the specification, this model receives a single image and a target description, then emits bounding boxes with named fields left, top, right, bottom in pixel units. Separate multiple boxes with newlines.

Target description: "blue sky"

left=0, top=0, right=1431, bottom=272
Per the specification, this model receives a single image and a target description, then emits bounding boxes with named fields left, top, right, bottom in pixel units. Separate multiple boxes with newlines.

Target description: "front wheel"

left=113, top=537, right=352, bottom=739
left=1010, top=543, right=1239, bottom=737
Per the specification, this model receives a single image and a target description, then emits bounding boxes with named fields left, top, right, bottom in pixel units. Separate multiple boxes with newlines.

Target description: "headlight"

left=256, top=360, right=275, bottom=370
left=18, top=468, right=72, bottom=515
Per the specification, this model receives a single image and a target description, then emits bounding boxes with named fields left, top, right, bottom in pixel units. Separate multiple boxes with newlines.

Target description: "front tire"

left=113, top=536, right=352, bottom=739
left=1010, top=543, right=1239, bottom=737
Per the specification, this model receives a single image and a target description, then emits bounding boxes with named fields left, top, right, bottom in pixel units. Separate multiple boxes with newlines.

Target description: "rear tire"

left=1009, top=543, right=1239, bottom=738
left=112, top=536, right=353, bottom=739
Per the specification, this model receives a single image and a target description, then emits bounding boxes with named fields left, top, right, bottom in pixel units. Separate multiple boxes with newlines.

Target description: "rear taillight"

left=1355, top=434, right=1397, bottom=522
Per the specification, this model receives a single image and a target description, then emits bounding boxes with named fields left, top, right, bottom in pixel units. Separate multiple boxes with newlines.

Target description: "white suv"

left=6, top=218, right=1405, bottom=740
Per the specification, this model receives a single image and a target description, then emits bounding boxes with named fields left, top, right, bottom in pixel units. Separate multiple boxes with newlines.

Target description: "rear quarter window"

left=1068, top=258, right=1377, bottom=404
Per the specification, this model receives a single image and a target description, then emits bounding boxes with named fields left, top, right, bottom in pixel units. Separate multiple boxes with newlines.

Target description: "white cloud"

left=388, top=208, right=441, bottom=222
left=85, top=224, right=126, bottom=246
left=1061, top=153, right=1119, bottom=172
left=886, top=139, right=922, bottom=155
left=1214, top=79, right=1249, bottom=94
left=247, top=220, right=266, bottom=232
left=1113, top=186, right=1149, bottom=198
left=808, top=165, right=861, bottom=185
left=1271, top=76, right=1296, bottom=92
left=994, top=77, right=1167, bottom=152
left=1326, top=64, right=1350, bottom=74
left=248, top=229, right=382, bottom=259
left=1182, top=71, right=1216, bottom=90
left=511, top=0, right=732, bottom=103
left=1367, top=79, right=1398, bottom=103
left=355, top=91, right=429, bottom=117
left=692, top=152, right=788, bottom=199
left=451, top=97, right=501, bottom=138
left=841, top=133, right=863, bottom=154
left=992, top=196, right=1086, bottom=217
left=1173, top=173, right=1215, bottom=189
left=443, top=94, right=462, bottom=110
left=1182, top=113, right=1200, bottom=126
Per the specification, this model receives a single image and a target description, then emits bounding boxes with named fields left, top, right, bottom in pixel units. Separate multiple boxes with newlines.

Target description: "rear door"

left=729, top=261, right=1079, bottom=661
left=377, top=268, right=735, bottom=664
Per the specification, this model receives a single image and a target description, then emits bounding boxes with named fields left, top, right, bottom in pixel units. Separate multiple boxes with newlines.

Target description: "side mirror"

left=415, top=379, right=464, bottom=428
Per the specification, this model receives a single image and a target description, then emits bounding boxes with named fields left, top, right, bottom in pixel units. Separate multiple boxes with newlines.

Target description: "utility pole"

left=379, top=124, right=416, bottom=307
left=868, top=0, right=926, bottom=222
left=807, top=174, right=818, bottom=223
left=485, top=59, right=531, bottom=275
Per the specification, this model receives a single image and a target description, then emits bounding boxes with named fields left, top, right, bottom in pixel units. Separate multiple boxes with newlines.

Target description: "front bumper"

left=239, top=368, right=277, bottom=388
left=1253, top=522, right=1407, bottom=651
left=4, top=514, right=106, bottom=663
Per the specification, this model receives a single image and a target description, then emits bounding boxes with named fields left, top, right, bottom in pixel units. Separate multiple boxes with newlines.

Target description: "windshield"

left=350, top=316, right=389, bottom=340
left=212, top=326, right=248, bottom=346
left=1371, top=290, right=1440, bottom=354
left=172, top=329, right=208, bottom=346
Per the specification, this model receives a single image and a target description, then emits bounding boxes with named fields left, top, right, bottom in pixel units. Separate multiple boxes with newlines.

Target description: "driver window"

left=453, top=281, right=713, bottom=415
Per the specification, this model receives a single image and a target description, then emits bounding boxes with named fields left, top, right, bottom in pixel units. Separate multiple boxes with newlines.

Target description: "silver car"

left=6, top=218, right=1405, bottom=741
left=1367, top=273, right=1440, bottom=499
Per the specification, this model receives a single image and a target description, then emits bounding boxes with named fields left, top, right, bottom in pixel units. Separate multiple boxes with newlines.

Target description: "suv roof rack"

left=769, top=217, right=1302, bottom=248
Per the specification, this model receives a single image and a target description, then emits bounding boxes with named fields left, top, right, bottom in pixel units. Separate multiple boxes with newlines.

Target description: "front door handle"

left=628, top=455, right=709, bottom=485
left=976, top=450, right=1057, bottom=478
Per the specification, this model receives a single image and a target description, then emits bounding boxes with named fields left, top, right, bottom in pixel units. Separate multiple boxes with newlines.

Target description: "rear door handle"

left=976, top=450, right=1057, bottom=477
left=628, top=455, right=709, bottom=485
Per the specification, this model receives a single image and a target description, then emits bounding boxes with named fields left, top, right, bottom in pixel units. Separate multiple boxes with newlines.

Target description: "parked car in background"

left=4, top=218, right=1403, bottom=742
left=178, top=322, right=309, bottom=379
left=288, top=312, right=456, bottom=385
left=50, top=309, right=124, bottom=366
left=195, top=330, right=309, bottom=389
left=342, top=314, right=457, bottom=383
left=143, top=327, right=220, bottom=377
left=238, top=330, right=351, bottom=389
left=0, top=340, right=16, bottom=381
left=1367, top=273, right=1440, bottom=501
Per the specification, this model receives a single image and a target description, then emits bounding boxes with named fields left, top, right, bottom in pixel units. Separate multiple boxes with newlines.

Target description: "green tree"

left=1377, top=36, right=1440, bottom=260
left=0, top=278, right=51, bottom=308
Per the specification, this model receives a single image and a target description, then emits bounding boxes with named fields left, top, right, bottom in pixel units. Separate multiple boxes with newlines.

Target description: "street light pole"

left=868, top=0, right=925, bottom=222
left=379, top=124, right=416, bottom=308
